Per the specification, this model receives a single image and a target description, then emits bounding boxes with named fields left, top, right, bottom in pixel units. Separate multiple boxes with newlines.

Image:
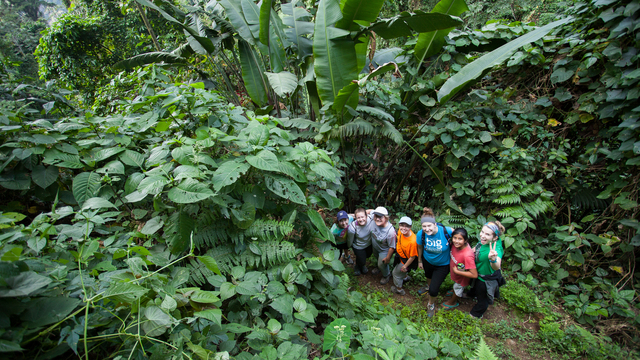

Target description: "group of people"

left=330, top=206, right=505, bottom=319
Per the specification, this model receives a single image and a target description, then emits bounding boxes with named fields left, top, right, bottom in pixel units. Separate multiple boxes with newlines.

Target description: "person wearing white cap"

left=390, top=216, right=418, bottom=295
left=369, top=206, right=396, bottom=285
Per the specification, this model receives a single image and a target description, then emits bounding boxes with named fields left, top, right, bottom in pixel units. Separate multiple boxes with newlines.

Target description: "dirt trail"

left=350, top=264, right=550, bottom=360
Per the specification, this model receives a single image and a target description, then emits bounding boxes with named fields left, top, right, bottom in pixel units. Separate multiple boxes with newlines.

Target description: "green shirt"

left=475, top=239, right=504, bottom=282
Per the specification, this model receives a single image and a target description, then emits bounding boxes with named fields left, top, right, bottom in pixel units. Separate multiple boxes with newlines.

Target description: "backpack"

left=421, top=223, right=451, bottom=247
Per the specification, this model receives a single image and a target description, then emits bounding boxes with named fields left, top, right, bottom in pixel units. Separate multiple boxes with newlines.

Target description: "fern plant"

left=474, top=338, right=499, bottom=360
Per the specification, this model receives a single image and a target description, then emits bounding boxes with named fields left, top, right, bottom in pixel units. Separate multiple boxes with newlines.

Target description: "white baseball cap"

left=373, top=206, right=389, bottom=217
left=399, top=216, right=412, bottom=226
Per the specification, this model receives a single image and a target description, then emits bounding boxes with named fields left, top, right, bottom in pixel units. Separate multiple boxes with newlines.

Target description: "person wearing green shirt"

left=470, top=221, right=505, bottom=319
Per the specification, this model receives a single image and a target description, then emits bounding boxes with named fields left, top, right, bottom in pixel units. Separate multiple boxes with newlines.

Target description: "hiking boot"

left=345, top=255, right=354, bottom=265
left=391, top=286, right=405, bottom=295
left=362, top=266, right=368, bottom=274
left=353, top=269, right=362, bottom=276
left=418, top=284, right=429, bottom=295
left=380, top=276, right=390, bottom=285
left=371, top=268, right=380, bottom=275
left=427, top=303, right=435, bottom=317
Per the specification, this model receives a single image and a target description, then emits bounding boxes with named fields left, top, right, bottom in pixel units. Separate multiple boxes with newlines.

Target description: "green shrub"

left=428, top=308, right=483, bottom=351
left=500, top=280, right=543, bottom=313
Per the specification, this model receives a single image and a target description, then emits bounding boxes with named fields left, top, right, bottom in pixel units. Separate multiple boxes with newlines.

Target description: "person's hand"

left=401, top=266, right=407, bottom=272
left=418, top=262, right=424, bottom=270
left=488, top=241, right=498, bottom=262
left=383, top=257, right=390, bottom=264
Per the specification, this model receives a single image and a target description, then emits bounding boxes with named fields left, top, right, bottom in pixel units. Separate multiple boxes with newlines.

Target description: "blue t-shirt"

left=416, top=225, right=452, bottom=266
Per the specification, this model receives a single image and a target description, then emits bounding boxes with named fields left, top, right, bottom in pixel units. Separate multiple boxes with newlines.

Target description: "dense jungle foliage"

left=0, top=0, right=639, bottom=359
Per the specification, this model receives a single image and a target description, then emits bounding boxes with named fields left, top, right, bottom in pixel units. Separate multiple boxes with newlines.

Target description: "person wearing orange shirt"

left=390, top=216, right=418, bottom=295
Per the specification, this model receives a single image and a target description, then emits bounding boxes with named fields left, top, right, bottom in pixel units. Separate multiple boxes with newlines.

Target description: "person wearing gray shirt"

left=369, top=206, right=396, bottom=285
left=347, top=208, right=373, bottom=276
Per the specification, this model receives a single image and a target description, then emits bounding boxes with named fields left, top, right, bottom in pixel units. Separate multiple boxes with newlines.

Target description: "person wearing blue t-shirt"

left=416, top=207, right=453, bottom=317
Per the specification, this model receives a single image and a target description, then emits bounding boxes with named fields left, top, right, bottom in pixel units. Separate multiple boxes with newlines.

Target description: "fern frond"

left=516, top=183, right=539, bottom=197
left=494, top=206, right=525, bottom=218
left=377, top=120, right=403, bottom=145
left=493, top=193, right=521, bottom=205
left=523, top=198, right=555, bottom=218
left=488, top=177, right=511, bottom=186
left=244, top=219, right=294, bottom=241
left=490, top=183, right=514, bottom=194
left=475, top=338, right=499, bottom=360
left=335, top=119, right=375, bottom=139
left=571, top=188, right=609, bottom=210
left=205, top=245, right=237, bottom=274
left=186, top=258, right=217, bottom=286
left=279, top=118, right=319, bottom=130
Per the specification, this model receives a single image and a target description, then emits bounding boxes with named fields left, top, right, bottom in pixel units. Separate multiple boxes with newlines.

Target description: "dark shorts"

left=333, top=242, right=348, bottom=250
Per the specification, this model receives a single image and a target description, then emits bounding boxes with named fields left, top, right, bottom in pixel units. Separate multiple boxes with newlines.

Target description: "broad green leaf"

left=307, top=209, right=333, bottom=242
left=0, top=272, right=52, bottom=297
left=97, top=160, right=125, bottom=175
left=104, top=282, right=149, bottom=304
left=336, top=0, right=385, bottom=30
left=294, top=309, right=316, bottom=323
left=310, top=162, right=338, bottom=182
left=414, top=0, right=469, bottom=61
left=270, top=294, right=294, bottom=316
left=259, top=0, right=273, bottom=45
left=190, top=290, right=220, bottom=304
left=82, top=197, right=117, bottom=210
left=143, top=306, right=172, bottom=337
left=220, top=282, right=237, bottom=301
left=239, top=40, right=269, bottom=107
left=323, top=318, right=352, bottom=351
left=293, top=298, right=307, bottom=312
left=194, top=309, right=222, bottom=325
left=72, top=172, right=101, bottom=206
left=265, top=175, right=307, bottom=205
left=120, top=150, right=145, bottom=168
left=21, top=297, right=81, bottom=327
left=168, top=178, right=214, bottom=203
left=313, top=0, right=358, bottom=106
left=479, top=131, right=492, bottom=143
left=198, top=256, right=221, bottom=275
left=236, top=281, right=261, bottom=295
left=246, top=149, right=279, bottom=171
left=438, top=17, right=574, bottom=104
left=212, top=160, right=251, bottom=191
left=93, top=147, right=126, bottom=162
left=521, top=259, right=534, bottom=272
left=138, top=175, right=169, bottom=195
left=502, top=138, right=515, bottom=148
left=332, top=83, right=359, bottom=118
left=0, top=340, right=23, bottom=352
left=367, top=11, right=463, bottom=39
left=282, top=0, right=314, bottom=60
left=225, top=323, right=252, bottom=334
left=141, top=216, right=165, bottom=235
left=31, top=165, right=58, bottom=189
left=264, top=71, right=298, bottom=97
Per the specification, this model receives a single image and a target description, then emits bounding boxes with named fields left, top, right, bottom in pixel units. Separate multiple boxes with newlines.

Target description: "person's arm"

left=383, top=247, right=394, bottom=264
left=488, top=241, right=502, bottom=270
left=347, top=224, right=355, bottom=248
left=452, top=266, right=478, bottom=279
left=402, top=256, right=417, bottom=272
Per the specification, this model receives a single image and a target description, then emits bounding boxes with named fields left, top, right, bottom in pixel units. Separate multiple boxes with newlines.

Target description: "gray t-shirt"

left=347, top=217, right=373, bottom=250
left=370, top=214, right=396, bottom=254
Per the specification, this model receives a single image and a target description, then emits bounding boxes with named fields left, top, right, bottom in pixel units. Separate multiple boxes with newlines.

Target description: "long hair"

left=451, top=228, right=469, bottom=245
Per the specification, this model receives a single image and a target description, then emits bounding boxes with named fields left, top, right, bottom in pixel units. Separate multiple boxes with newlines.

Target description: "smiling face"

left=399, top=223, right=411, bottom=236
left=355, top=211, right=367, bottom=226
left=480, top=225, right=497, bottom=245
left=374, top=214, right=388, bottom=227
left=338, top=218, right=349, bottom=229
left=451, top=233, right=466, bottom=249
left=422, top=222, right=437, bottom=235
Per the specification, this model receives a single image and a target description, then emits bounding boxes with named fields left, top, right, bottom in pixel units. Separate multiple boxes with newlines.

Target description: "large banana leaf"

left=219, top=0, right=255, bottom=44
left=414, top=0, right=469, bottom=61
left=259, top=0, right=272, bottom=46
left=241, top=0, right=261, bottom=40
left=264, top=71, right=298, bottom=97
left=335, top=0, right=385, bottom=31
left=239, top=40, right=269, bottom=106
left=313, top=0, right=358, bottom=107
left=366, top=11, right=463, bottom=39
left=282, top=0, right=314, bottom=60
left=438, top=17, right=574, bottom=104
